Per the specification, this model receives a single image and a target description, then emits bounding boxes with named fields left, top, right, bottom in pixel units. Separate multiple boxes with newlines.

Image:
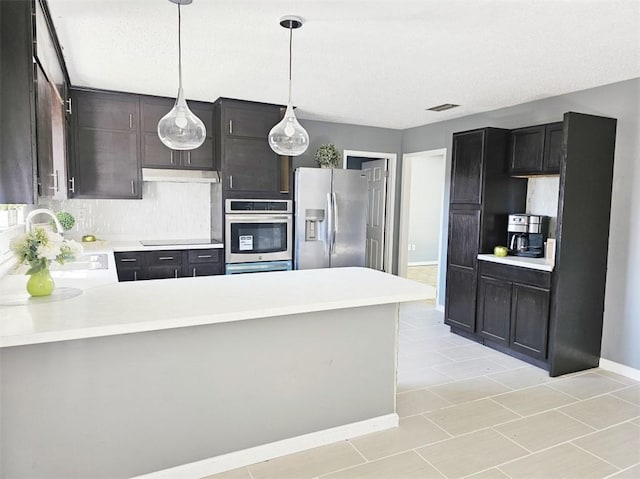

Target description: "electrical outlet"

left=411, top=244, right=416, bottom=251
left=76, top=208, right=86, bottom=222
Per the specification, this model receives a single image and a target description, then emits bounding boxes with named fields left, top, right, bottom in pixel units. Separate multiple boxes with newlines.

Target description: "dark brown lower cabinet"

left=445, top=266, right=477, bottom=332
left=114, top=248, right=223, bottom=281
left=477, top=261, right=551, bottom=362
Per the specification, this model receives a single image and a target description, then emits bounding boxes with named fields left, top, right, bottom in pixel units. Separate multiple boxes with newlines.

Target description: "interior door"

left=361, top=159, right=387, bottom=271
left=330, top=169, right=368, bottom=268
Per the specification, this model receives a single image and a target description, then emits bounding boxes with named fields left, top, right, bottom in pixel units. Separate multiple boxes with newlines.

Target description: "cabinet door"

left=445, top=266, right=477, bottom=332
left=35, top=64, right=54, bottom=196
left=142, top=133, right=178, bottom=168
left=224, top=138, right=280, bottom=193
left=146, top=265, right=182, bottom=280
left=181, top=138, right=214, bottom=170
left=114, top=252, right=143, bottom=282
left=76, top=91, right=139, bottom=131
left=188, top=263, right=223, bottom=277
left=448, top=209, right=481, bottom=269
left=451, top=130, right=484, bottom=205
left=543, top=122, right=563, bottom=174
left=509, top=126, right=545, bottom=175
left=510, top=283, right=550, bottom=360
left=477, top=276, right=512, bottom=345
left=222, top=103, right=281, bottom=138
left=75, top=129, right=140, bottom=198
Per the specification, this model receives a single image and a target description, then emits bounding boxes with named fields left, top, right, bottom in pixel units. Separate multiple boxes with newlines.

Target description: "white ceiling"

left=48, top=0, right=640, bottom=130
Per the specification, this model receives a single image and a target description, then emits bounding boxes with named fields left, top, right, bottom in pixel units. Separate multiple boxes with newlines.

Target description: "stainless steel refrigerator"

left=294, top=167, right=368, bottom=269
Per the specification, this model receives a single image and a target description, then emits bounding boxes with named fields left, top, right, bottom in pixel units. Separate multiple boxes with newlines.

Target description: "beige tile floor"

left=205, top=302, right=640, bottom=479
left=406, top=265, right=438, bottom=305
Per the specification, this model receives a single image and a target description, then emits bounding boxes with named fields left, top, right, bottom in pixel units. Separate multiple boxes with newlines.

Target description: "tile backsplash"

left=526, top=176, right=560, bottom=238
left=46, top=182, right=212, bottom=241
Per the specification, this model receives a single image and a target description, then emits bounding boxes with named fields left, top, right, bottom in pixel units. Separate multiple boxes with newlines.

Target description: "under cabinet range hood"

left=141, top=168, right=220, bottom=183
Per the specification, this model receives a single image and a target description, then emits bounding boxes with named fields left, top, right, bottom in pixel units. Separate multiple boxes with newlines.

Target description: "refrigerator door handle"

left=326, top=193, right=332, bottom=255
left=331, top=192, right=338, bottom=254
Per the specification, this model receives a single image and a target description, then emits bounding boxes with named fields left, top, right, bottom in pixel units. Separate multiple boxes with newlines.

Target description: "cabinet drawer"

left=115, top=252, right=143, bottom=267
left=187, top=249, right=221, bottom=264
left=479, top=261, right=551, bottom=289
left=144, top=250, right=183, bottom=266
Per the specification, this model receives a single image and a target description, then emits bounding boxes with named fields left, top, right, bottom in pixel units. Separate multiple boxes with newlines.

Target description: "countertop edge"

left=0, top=291, right=427, bottom=349
left=477, top=254, right=554, bottom=272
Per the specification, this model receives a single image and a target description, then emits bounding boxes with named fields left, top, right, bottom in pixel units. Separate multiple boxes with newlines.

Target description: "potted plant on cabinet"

left=314, top=144, right=341, bottom=168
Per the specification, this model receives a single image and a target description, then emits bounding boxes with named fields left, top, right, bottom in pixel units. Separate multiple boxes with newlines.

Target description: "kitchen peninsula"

left=0, top=267, right=430, bottom=479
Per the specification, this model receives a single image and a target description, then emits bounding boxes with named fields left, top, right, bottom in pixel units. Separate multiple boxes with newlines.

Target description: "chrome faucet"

left=25, top=208, right=64, bottom=234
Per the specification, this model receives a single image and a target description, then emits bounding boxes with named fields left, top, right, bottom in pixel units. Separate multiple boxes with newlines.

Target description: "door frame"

left=343, top=149, right=397, bottom=274
left=399, top=148, right=447, bottom=306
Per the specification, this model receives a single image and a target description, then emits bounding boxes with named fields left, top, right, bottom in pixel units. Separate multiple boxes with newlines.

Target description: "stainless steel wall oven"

left=224, top=199, right=293, bottom=268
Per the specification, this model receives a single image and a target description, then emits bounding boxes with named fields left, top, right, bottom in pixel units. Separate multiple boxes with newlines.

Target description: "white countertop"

left=478, top=253, right=554, bottom=272
left=110, top=240, right=223, bottom=252
left=0, top=267, right=430, bottom=349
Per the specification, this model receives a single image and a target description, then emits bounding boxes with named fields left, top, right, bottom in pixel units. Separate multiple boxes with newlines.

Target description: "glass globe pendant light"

left=268, top=15, right=309, bottom=157
left=158, top=0, right=206, bottom=150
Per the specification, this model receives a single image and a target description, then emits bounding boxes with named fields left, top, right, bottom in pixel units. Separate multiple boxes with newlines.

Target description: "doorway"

left=399, top=149, right=447, bottom=307
left=343, top=150, right=397, bottom=273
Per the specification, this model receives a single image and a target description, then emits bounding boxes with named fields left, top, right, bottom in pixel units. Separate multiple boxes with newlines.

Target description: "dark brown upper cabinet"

left=140, top=96, right=214, bottom=170
left=1, top=0, right=70, bottom=204
left=509, top=122, right=563, bottom=176
left=450, top=130, right=485, bottom=205
left=214, top=98, right=290, bottom=199
left=69, top=89, right=141, bottom=199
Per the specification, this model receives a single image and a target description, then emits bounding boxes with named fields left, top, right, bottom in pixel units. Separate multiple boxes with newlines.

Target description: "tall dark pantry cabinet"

left=445, top=128, right=527, bottom=334
left=444, top=113, right=617, bottom=377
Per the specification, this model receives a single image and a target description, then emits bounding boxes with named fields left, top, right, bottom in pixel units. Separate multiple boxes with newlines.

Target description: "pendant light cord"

left=288, top=22, right=293, bottom=105
left=178, top=3, right=183, bottom=90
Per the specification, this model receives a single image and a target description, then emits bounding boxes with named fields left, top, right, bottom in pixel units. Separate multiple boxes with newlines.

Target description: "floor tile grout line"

left=602, top=464, right=640, bottom=479
left=487, top=397, right=525, bottom=418
left=345, top=438, right=369, bottom=464
left=609, top=391, right=640, bottom=407
left=420, top=414, right=455, bottom=438
left=592, top=369, right=640, bottom=386
left=491, top=426, right=534, bottom=455
left=411, top=447, right=451, bottom=479
left=570, top=441, right=623, bottom=471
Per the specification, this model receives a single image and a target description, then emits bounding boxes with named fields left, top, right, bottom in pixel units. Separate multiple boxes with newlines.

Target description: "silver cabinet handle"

left=158, top=256, right=174, bottom=260
left=174, top=268, right=178, bottom=278
left=131, top=180, right=135, bottom=195
left=187, top=151, right=191, bottom=165
left=170, top=150, right=174, bottom=165
left=192, top=267, right=196, bottom=277
left=229, top=120, right=233, bottom=134
left=229, top=175, right=233, bottom=189
left=48, top=172, right=58, bottom=191
left=133, top=271, right=137, bottom=281
left=66, top=98, right=72, bottom=114
left=197, top=254, right=212, bottom=259
left=129, top=113, right=133, bottom=129
left=69, top=176, right=75, bottom=193
left=120, top=258, right=137, bottom=262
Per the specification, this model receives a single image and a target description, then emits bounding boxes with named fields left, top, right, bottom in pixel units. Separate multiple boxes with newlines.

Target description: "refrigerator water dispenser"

left=305, top=209, right=325, bottom=241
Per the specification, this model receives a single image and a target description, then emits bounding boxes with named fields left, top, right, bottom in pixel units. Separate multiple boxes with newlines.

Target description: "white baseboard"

left=598, top=358, right=640, bottom=381
left=133, top=413, right=399, bottom=479
left=408, top=261, right=438, bottom=266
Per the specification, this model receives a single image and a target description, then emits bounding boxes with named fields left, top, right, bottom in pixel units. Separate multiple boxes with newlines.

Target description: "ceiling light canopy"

left=157, top=0, right=206, bottom=151
left=268, top=15, right=309, bottom=157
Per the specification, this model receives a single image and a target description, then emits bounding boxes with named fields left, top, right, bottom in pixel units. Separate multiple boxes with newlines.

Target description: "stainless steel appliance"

left=224, top=199, right=293, bottom=271
left=507, top=214, right=549, bottom=257
left=294, top=167, right=367, bottom=269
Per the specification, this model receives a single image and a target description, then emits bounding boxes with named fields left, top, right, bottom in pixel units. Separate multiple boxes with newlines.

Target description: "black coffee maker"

left=507, top=214, right=549, bottom=257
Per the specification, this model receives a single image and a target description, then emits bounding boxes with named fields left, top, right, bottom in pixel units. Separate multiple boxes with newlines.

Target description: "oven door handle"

left=225, top=214, right=291, bottom=223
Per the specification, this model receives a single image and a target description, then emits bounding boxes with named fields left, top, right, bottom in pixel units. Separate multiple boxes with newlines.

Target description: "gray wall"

left=293, top=120, right=402, bottom=170
left=407, top=155, right=445, bottom=264
left=402, top=78, right=640, bottom=370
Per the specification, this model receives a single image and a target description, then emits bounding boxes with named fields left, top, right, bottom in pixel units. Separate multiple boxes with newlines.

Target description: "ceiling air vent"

left=427, top=103, right=460, bottom=112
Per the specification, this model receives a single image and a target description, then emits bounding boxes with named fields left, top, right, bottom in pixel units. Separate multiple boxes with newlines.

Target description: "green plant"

left=314, top=144, right=340, bottom=168
left=52, top=211, right=75, bottom=231
left=11, top=227, right=82, bottom=274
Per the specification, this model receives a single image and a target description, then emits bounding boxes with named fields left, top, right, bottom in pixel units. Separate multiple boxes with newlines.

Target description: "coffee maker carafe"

left=507, top=214, right=549, bottom=258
